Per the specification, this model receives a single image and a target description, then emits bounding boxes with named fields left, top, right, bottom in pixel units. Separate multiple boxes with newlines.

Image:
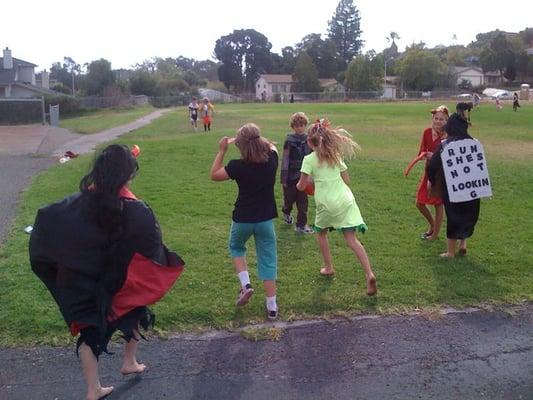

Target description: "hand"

left=218, top=136, right=231, bottom=152
left=427, top=181, right=432, bottom=191
left=425, top=152, right=433, bottom=159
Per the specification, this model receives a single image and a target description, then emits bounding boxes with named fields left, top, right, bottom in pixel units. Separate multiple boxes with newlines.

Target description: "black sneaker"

left=282, top=213, right=293, bottom=225
left=236, top=284, right=254, bottom=307
left=267, top=308, right=278, bottom=321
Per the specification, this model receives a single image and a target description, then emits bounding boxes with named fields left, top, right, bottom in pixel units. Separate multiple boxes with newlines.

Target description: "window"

left=281, top=84, right=287, bottom=92
left=272, top=84, right=278, bottom=92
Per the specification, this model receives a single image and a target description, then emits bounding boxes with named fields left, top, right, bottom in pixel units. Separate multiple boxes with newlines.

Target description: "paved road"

left=1, top=305, right=531, bottom=400
left=0, top=155, right=55, bottom=243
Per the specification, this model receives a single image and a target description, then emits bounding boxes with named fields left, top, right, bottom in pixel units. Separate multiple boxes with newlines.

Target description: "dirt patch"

left=485, top=140, right=533, bottom=161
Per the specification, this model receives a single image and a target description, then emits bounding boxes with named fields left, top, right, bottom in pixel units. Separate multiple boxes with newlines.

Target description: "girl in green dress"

left=296, top=119, right=377, bottom=296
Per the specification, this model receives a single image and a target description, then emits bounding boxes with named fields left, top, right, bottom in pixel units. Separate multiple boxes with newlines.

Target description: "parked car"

left=491, top=91, right=513, bottom=100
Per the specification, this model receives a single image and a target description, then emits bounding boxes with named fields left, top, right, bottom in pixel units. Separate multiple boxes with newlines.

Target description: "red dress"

left=416, top=128, right=443, bottom=205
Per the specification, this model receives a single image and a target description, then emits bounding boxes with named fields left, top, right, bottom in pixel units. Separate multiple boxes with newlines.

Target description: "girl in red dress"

left=415, top=105, right=449, bottom=240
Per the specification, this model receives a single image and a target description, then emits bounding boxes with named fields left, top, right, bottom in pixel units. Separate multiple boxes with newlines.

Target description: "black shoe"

left=267, top=308, right=278, bottom=321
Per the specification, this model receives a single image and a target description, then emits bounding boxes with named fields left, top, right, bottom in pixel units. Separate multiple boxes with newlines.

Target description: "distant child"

left=201, top=97, right=215, bottom=131
left=210, top=123, right=280, bottom=320
left=473, top=92, right=480, bottom=108
left=513, top=93, right=520, bottom=111
left=495, top=97, right=502, bottom=111
left=188, top=97, right=199, bottom=131
left=296, top=119, right=377, bottom=296
left=281, top=112, right=313, bottom=233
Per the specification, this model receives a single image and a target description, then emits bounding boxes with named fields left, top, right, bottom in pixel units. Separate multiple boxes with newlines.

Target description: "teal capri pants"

left=229, top=219, right=277, bottom=281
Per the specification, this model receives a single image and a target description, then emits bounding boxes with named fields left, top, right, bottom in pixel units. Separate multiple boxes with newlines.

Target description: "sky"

left=1, top=0, right=532, bottom=72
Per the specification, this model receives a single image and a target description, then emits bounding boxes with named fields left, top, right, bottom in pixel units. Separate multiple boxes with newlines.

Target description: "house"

left=453, top=65, right=505, bottom=87
left=0, top=47, right=56, bottom=98
left=255, top=74, right=344, bottom=100
left=453, top=66, right=485, bottom=87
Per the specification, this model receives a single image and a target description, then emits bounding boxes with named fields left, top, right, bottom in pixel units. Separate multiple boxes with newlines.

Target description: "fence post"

left=41, top=96, right=46, bottom=125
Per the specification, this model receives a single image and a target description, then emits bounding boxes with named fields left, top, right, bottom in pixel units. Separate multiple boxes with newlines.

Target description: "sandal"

left=458, top=248, right=467, bottom=256
left=320, top=267, right=335, bottom=276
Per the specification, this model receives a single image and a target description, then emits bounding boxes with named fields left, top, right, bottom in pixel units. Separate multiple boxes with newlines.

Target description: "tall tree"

left=344, top=52, right=382, bottom=91
left=214, top=29, right=273, bottom=91
left=296, top=34, right=339, bottom=78
left=327, top=0, right=363, bottom=66
left=397, top=49, right=447, bottom=91
left=292, top=51, right=321, bottom=92
left=84, top=59, right=115, bottom=96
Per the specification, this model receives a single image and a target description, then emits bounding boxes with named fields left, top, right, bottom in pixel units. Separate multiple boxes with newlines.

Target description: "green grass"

left=59, top=105, right=156, bottom=133
left=1, top=102, right=532, bottom=346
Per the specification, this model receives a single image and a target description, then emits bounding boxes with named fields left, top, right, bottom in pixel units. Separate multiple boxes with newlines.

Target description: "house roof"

left=453, top=66, right=483, bottom=74
left=260, top=74, right=294, bottom=84
left=318, top=78, right=338, bottom=87
left=13, top=82, right=57, bottom=95
left=0, top=57, right=37, bottom=69
left=259, top=74, right=340, bottom=87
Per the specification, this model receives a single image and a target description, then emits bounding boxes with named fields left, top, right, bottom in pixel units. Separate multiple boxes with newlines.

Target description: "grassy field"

left=1, top=102, right=532, bottom=346
left=59, top=104, right=155, bottom=133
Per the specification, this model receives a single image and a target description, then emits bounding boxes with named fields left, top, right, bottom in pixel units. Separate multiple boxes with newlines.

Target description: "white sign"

left=441, top=139, right=492, bottom=203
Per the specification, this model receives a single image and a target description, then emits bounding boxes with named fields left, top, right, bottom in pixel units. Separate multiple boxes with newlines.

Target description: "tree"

left=479, top=32, right=516, bottom=80
left=281, top=46, right=297, bottom=73
left=129, top=70, right=158, bottom=96
left=296, top=34, right=339, bottom=78
left=344, top=53, right=382, bottom=91
left=214, top=29, right=273, bottom=91
left=292, top=51, right=321, bottom=92
left=327, top=0, right=363, bottom=66
left=84, top=59, right=116, bottom=96
left=397, top=49, right=447, bottom=91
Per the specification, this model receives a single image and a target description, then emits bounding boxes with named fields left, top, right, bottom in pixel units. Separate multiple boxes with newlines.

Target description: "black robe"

left=427, top=139, right=480, bottom=240
left=29, top=190, right=184, bottom=355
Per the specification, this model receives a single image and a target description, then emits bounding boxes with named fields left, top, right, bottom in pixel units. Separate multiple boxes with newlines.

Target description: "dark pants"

left=282, top=183, right=308, bottom=227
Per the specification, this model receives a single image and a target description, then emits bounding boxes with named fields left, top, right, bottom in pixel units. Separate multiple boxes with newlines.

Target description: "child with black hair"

left=29, top=144, right=185, bottom=400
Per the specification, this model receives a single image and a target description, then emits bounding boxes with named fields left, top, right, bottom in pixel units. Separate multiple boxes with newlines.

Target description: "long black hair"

left=80, top=144, right=138, bottom=233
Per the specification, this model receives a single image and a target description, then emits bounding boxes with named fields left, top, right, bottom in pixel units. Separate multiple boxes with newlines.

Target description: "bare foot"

left=440, top=252, right=454, bottom=259
left=425, top=234, right=439, bottom=241
left=366, top=276, right=377, bottom=296
left=320, top=266, right=335, bottom=276
left=120, top=362, right=146, bottom=376
left=87, top=386, right=113, bottom=400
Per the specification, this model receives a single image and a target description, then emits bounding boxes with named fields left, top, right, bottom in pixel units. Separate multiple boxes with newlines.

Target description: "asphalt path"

left=1, top=306, right=531, bottom=399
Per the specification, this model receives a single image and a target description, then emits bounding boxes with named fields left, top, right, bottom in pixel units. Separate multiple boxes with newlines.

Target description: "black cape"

left=29, top=191, right=184, bottom=352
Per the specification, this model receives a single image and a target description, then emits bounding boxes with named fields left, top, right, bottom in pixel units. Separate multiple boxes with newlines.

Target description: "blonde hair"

left=307, top=119, right=360, bottom=167
left=290, top=112, right=309, bottom=129
left=235, top=123, right=272, bottom=163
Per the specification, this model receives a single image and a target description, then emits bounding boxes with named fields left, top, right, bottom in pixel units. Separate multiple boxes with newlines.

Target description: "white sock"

left=266, top=296, right=277, bottom=311
left=237, top=271, right=250, bottom=288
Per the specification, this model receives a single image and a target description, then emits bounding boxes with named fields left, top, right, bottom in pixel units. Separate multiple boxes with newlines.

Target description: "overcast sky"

left=1, top=0, right=532, bottom=71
